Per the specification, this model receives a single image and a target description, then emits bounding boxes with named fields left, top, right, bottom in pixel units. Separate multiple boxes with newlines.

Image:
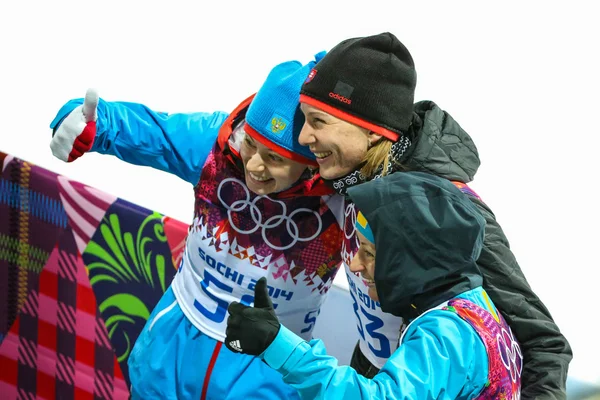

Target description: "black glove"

left=225, top=277, right=281, bottom=355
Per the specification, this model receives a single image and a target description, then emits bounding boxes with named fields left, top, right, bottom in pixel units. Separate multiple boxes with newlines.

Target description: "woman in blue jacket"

left=48, top=54, right=345, bottom=399
left=226, top=171, right=523, bottom=399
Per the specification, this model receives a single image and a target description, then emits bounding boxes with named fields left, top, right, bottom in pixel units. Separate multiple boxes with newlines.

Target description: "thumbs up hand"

left=225, top=277, right=281, bottom=356
left=50, top=88, right=99, bottom=162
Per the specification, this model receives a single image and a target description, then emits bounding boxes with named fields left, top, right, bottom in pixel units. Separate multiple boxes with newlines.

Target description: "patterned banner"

left=0, top=152, right=188, bottom=399
left=82, top=200, right=178, bottom=384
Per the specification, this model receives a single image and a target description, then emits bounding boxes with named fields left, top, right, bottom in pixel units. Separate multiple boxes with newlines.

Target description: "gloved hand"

left=50, top=88, right=98, bottom=162
left=225, top=277, right=280, bottom=356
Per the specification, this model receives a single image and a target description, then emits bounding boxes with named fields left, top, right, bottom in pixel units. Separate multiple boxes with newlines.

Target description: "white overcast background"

left=1, top=0, right=598, bottom=390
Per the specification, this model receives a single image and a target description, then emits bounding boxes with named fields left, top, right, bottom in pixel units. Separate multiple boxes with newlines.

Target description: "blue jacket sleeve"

left=262, top=312, right=489, bottom=400
left=49, top=98, right=229, bottom=185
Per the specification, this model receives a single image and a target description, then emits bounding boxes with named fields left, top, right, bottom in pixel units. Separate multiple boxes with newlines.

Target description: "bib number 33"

left=350, top=290, right=391, bottom=358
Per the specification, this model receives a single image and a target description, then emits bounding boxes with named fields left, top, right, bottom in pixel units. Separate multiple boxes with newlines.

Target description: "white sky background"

left=1, top=0, right=598, bottom=387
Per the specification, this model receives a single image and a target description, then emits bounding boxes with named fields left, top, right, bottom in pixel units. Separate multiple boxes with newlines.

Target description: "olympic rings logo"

left=217, top=178, right=323, bottom=251
left=497, top=327, right=523, bottom=383
left=344, top=203, right=358, bottom=240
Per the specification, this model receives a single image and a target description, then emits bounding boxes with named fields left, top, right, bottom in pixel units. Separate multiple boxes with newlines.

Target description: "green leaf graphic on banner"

left=84, top=210, right=172, bottom=365
left=99, top=293, right=150, bottom=320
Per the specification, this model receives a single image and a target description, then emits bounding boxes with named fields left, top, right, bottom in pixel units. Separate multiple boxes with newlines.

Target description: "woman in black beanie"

left=298, top=31, right=571, bottom=400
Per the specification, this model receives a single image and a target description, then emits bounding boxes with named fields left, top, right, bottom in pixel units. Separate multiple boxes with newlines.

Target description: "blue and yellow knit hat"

left=356, top=210, right=375, bottom=244
left=245, top=52, right=326, bottom=167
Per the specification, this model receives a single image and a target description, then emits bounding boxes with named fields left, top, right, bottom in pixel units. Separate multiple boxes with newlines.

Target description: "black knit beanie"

left=300, top=32, right=416, bottom=141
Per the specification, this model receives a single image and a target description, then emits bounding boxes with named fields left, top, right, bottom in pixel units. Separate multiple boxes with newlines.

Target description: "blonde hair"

left=360, top=138, right=394, bottom=178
